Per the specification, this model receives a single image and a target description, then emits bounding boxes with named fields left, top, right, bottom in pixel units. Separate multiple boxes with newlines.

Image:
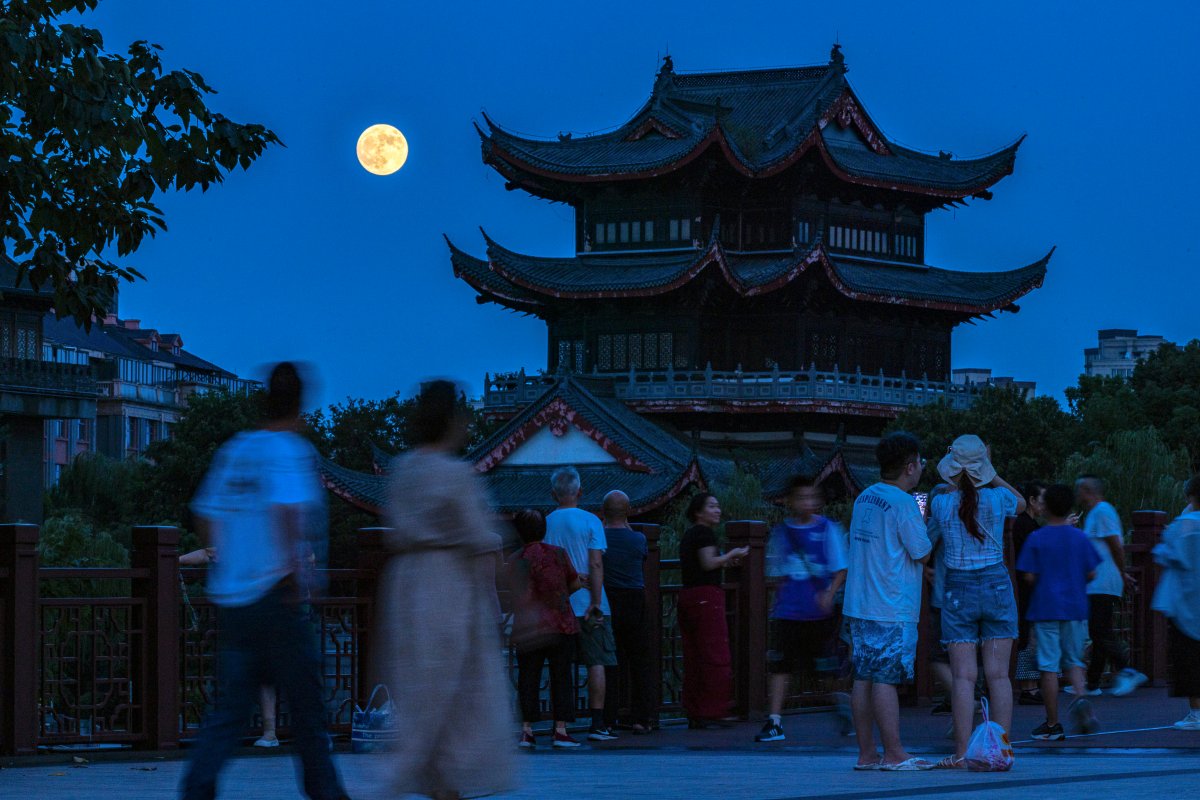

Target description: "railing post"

left=356, top=528, right=390, bottom=701
left=131, top=525, right=180, bottom=750
left=0, top=523, right=39, bottom=756
left=725, top=520, right=768, bottom=719
left=1131, top=510, right=1169, bottom=685
left=633, top=523, right=662, bottom=714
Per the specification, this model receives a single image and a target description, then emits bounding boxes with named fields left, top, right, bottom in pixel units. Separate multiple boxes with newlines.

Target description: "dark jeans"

left=181, top=584, right=344, bottom=800
left=604, top=587, right=656, bottom=726
left=1086, top=594, right=1130, bottom=689
left=516, top=634, right=576, bottom=723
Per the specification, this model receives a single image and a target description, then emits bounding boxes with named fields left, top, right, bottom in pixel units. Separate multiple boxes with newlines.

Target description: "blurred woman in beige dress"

left=373, top=380, right=513, bottom=800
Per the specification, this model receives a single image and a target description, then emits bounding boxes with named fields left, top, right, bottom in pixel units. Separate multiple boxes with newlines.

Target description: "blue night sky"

left=82, top=1, right=1198, bottom=409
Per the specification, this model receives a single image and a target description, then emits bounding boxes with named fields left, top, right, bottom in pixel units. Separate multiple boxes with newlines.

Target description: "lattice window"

left=643, top=333, right=659, bottom=369
left=660, top=333, right=674, bottom=368
left=0, top=323, right=11, bottom=357
left=557, top=339, right=572, bottom=371
left=613, top=334, right=627, bottom=370
left=598, top=335, right=613, bottom=371
left=629, top=334, right=643, bottom=369
left=573, top=341, right=585, bottom=372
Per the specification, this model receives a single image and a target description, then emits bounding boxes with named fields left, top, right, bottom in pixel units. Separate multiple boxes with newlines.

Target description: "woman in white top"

left=930, top=435, right=1025, bottom=768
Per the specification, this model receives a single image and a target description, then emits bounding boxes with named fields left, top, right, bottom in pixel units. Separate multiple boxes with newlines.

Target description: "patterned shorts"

left=845, top=616, right=917, bottom=686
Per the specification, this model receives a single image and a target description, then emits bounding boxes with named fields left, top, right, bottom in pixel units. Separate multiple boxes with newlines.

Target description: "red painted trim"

left=486, top=89, right=1013, bottom=198
left=814, top=450, right=866, bottom=494
left=625, top=397, right=905, bottom=419
left=319, top=474, right=384, bottom=516
left=473, top=396, right=652, bottom=474
left=629, top=460, right=705, bottom=517
left=452, top=263, right=545, bottom=312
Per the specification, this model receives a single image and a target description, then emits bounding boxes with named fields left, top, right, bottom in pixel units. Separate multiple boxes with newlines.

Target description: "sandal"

left=935, top=756, right=965, bottom=769
left=881, top=757, right=935, bottom=771
left=853, top=759, right=884, bottom=771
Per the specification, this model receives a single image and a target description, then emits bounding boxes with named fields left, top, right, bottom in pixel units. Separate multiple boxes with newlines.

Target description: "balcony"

left=482, top=366, right=984, bottom=415
left=0, top=358, right=98, bottom=418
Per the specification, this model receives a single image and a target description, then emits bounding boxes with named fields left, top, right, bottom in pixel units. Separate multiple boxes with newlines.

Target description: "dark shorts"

left=1168, top=622, right=1200, bottom=698
left=846, top=616, right=917, bottom=686
left=576, top=616, right=618, bottom=667
left=767, top=618, right=837, bottom=675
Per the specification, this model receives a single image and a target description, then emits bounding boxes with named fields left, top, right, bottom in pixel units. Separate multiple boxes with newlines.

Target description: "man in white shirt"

left=544, top=466, right=618, bottom=741
left=844, top=432, right=933, bottom=771
left=1076, top=476, right=1147, bottom=696
left=182, top=363, right=347, bottom=800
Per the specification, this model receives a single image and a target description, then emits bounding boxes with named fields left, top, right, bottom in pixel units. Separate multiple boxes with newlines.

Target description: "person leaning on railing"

left=677, top=492, right=748, bottom=729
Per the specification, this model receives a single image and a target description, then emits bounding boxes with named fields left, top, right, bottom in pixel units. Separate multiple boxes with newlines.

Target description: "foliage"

left=304, top=394, right=413, bottom=472
left=1065, top=375, right=1147, bottom=444
left=45, top=451, right=146, bottom=531
left=1060, top=428, right=1190, bottom=528
left=889, top=386, right=1083, bottom=487
left=1, top=0, right=281, bottom=324
left=658, top=466, right=779, bottom=558
left=38, top=511, right=128, bottom=566
left=1129, top=341, right=1200, bottom=469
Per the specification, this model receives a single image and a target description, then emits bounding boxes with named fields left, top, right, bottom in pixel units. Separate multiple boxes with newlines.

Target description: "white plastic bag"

left=963, top=698, right=1014, bottom=772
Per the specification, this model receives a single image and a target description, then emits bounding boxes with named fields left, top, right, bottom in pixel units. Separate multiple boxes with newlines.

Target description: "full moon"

left=356, top=124, right=409, bottom=175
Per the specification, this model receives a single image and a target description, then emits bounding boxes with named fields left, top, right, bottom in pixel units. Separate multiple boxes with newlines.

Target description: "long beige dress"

left=373, top=448, right=514, bottom=797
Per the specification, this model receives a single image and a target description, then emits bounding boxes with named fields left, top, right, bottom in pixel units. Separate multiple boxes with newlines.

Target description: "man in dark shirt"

left=601, top=490, right=656, bottom=732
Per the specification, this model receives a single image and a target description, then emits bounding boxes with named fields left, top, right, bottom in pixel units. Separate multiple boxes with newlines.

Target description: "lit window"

left=681, top=218, right=691, bottom=240
left=631, top=221, right=641, bottom=243
left=606, top=222, right=616, bottom=242
left=619, top=222, right=629, bottom=243
left=595, top=223, right=605, bottom=244
left=797, top=221, right=810, bottom=243
left=644, top=220, right=654, bottom=241
left=669, top=219, right=679, bottom=240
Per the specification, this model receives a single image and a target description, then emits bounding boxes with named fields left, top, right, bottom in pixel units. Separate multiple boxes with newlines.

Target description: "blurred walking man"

left=181, top=363, right=347, bottom=800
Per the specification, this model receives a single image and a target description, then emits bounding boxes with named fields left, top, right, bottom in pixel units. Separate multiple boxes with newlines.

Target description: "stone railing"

left=0, top=357, right=97, bottom=397
left=483, top=366, right=984, bottom=412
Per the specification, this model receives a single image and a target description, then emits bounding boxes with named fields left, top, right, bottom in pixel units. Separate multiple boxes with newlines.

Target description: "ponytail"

left=957, top=475, right=984, bottom=542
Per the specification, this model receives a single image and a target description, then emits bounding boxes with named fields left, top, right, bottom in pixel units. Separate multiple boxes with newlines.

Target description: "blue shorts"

left=846, top=616, right=917, bottom=685
left=1033, top=620, right=1088, bottom=673
left=942, top=563, right=1018, bottom=645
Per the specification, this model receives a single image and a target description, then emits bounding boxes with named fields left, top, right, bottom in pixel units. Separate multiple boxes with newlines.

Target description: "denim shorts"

left=941, top=563, right=1018, bottom=645
left=846, top=616, right=917, bottom=685
left=1033, top=620, right=1087, bottom=673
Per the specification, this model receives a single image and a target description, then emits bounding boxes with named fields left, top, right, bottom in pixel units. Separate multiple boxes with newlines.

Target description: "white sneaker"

left=253, top=736, right=279, bottom=748
left=1110, top=668, right=1148, bottom=697
left=1063, top=685, right=1102, bottom=696
left=1173, top=711, right=1200, bottom=730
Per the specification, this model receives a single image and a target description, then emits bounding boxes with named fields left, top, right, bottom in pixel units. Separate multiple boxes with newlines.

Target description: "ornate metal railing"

left=0, top=357, right=97, bottom=396
left=483, top=366, right=985, bottom=413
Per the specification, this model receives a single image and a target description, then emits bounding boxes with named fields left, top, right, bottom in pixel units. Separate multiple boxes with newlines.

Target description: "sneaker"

left=1018, top=689, right=1044, bottom=706
left=1069, top=698, right=1100, bottom=735
left=930, top=699, right=952, bottom=715
left=1110, top=668, right=1148, bottom=697
left=755, top=721, right=785, bottom=742
left=1173, top=711, right=1200, bottom=730
left=253, top=736, right=279, bottom=748
left=587, top=727, right=618, bottom=741
left=1064, top=685, right=1102, bottom=697
left=1031, top=721, right=1065, bottom=741
left=552, top=731, right=581, bottom=748
left=518, top=731, right=536, bottom=749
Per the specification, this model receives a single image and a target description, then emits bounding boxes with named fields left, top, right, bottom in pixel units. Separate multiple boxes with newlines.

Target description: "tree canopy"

left=1, top=0, right=281, bottom=324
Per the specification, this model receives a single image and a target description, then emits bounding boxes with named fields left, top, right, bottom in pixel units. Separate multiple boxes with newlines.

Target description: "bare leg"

left=948, top=642, right=979, bottom=759
left=873, top=683, right=914, bottom=764
left=1065, top=665, right=1088, bottom=700
left=768, top=673, right=790, bottom=718
left=851, top=680, right=877, bottom=765
left=588, top=665, right=606, bottom=712
left=981, top=638, right=1014, bottom=733
left=259, top=685, right=277, bottom=741
left=1040, top=671, right=1060, bottom=725
left=932, top=660, right=953, bottom=698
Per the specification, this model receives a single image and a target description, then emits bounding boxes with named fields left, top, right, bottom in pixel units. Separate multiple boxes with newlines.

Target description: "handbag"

left=351, top=684, right=398, bottom=753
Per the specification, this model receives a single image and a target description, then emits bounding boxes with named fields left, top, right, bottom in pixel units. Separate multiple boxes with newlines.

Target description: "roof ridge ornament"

left=655, top=54, right=675, bottom=93
left=830, top=43, right=847, bottom=73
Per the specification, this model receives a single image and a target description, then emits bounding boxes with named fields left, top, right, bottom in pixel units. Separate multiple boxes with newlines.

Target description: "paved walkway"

left=2, top=688, right=1195, bottom=799
left=2, top=750, right=1198, bottom=799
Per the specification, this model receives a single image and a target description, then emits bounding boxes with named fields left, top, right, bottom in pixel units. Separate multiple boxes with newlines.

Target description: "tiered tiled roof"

left=449, top=231, right=1052, bottom=318
left=318, top=376, right=869, bottom=516
left=481, top=48, right=1021, bottom=200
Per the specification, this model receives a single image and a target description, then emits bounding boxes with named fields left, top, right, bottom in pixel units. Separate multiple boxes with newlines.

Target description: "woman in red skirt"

left=677, top=493, right=749, bottom=728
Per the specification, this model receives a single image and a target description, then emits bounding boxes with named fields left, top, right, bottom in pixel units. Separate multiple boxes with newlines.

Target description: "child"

left=508, top=509, right=583, bottom=749
left=755, top=475, right=847, bottom=742
left=1016, top=483, right=1102, bottom=740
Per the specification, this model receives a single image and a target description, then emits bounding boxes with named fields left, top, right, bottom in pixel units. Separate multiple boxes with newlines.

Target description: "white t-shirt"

left=844, top=482, right=932, bottom=623
left=544, top=507, right=610, bottom=616
left=191, top=430, right=323, bottom=607
left=1084, top=500, right=1124, bottom=597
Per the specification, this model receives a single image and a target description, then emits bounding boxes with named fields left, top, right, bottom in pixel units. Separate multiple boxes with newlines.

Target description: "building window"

left=630, top=221, right=641, bottom=243
left=669, top=219, right=678, bottom=241
left=644, top=220, right=654, bottom=241
left=659, top=332, right=674, bottom=368
left=606, top=222, right=616, bottom=243
left=598, top=335, right=613, bottom=370
left=597, top=332, right=675, bottom=372
left=894, top=233, right=917, bottom=258
left=612, top=334, right=627, bottom=370
left=573, top=341, right=585, bottom=372
left=797, top=220, right=811, bottom=244
left=595, top=222, right=605, bottom=245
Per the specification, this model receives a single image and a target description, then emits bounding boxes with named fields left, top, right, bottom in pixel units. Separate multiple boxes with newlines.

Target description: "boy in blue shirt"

left=756, top=475, right=847, bottom=742
left=1016, top=483, right=1102, bottom=740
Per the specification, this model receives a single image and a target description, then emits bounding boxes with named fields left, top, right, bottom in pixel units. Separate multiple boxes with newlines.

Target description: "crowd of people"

left=180, top=369, right=1200, bottom=798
